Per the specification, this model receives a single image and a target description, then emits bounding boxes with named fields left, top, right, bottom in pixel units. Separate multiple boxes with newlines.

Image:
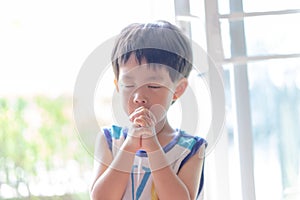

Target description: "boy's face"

left=116, top=54, right=178, bottom=119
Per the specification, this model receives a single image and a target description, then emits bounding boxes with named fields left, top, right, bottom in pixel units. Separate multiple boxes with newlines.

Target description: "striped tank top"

left=102, top=125, right=207, bottom=200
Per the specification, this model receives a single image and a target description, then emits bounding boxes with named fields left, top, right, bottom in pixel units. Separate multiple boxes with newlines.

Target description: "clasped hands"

left=124, top=105, right=165, bottom=153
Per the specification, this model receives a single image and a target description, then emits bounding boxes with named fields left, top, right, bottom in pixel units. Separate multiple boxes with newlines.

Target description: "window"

left=178, top=0, right=300, bottom=199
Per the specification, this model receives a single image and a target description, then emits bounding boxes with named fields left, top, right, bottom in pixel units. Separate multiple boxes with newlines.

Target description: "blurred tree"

left=0, top=96, right=91, bottom=199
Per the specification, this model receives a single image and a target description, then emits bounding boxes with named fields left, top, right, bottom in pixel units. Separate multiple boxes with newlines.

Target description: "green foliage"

left=6, top=192, right=89, bottom=200
left=0, top=96, right=92, bottom=199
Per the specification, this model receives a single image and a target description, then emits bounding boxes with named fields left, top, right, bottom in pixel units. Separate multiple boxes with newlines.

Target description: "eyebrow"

left=147, top=76, right=164, bottom=82
left=122, top=75, right=134, bottom=80
left=121, top=75, right=164, bottom=82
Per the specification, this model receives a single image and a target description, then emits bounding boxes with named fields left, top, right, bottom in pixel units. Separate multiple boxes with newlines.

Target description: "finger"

left=129, top=107, right=153, bottom=123
left=129, top=106, right=145, bottom=122
left=133, top=115, right=153, bottom=127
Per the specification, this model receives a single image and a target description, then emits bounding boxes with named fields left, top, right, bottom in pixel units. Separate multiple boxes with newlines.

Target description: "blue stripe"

left=177, top=136, right=196, bottom=150
left=131, top=165, right=138, bottom=200
left=103, top=128, right=112, bottom=151
left=112, top=125, right=122, bottom=139
left=136, top=167, right=151, bottom=200
left=131, top=166, right=151, bottom=200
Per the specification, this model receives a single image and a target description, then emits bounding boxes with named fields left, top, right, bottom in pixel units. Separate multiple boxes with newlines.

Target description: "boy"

left=90, top=20, right=207, bottom=200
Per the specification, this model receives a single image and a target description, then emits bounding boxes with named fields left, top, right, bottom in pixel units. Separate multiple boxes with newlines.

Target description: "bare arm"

left=148, top=144, right=205, bottom=200
left=90, top=133, right=135, bottom=200
left=177, top=144, right=205, bottom=200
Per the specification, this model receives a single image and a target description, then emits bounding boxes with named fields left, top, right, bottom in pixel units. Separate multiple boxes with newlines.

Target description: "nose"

left=133, top=92, right=147, bottom=105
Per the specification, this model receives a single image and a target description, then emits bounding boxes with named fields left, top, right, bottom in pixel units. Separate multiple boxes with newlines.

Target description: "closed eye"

left=125, top=85, right=135, bottom=88
left=120, top=84, right=135, bottom=88
left=148, top=85, right=162, bottom=89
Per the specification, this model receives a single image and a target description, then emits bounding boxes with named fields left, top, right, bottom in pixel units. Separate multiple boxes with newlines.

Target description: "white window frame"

left=175, top=0, right=300, bottom=199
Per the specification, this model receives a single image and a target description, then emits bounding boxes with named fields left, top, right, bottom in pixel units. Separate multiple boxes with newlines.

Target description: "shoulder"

left=102, top=125, right=128, bottom=136
left=177, top=130, right=207, bottom=169
left=176, top=131, right=207, bottom=199
left=177, top=130, right=207, bottom=152
left=101, top=125, right=128, bottom=151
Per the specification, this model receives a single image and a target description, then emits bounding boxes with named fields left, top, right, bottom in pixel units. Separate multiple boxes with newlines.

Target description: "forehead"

left=119, top=64, right=171, bottom=83
left=119, top=54, right=173, bottom=84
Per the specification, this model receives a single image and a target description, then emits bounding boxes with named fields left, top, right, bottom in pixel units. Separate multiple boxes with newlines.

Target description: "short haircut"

left=111, top=20, right=193, bottom=82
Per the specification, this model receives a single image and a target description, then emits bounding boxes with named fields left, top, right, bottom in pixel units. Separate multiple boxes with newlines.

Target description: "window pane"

left=243, top=0, right=300, bottom=13
left=245, top=14, right=300, bottom=56
left=220, top=13, right=300, bottom=59
left=219, top=19, right=232, bottom=59
left=218, top=0, right=230, bottom=14
left=218, top=0, right=300, bottom=15
left=248, top=58, right=300, bottom=200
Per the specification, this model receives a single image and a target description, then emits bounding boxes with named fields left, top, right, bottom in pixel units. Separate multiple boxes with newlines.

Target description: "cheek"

left=152, top=90, right=173, bottom=106
left=120, top=90, right=133, bottom=114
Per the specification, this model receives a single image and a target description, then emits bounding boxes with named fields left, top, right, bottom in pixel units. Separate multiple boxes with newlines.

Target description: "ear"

left=173, top=78, right=188, bottom=100
left=114, top=78, right=119, bottom=92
